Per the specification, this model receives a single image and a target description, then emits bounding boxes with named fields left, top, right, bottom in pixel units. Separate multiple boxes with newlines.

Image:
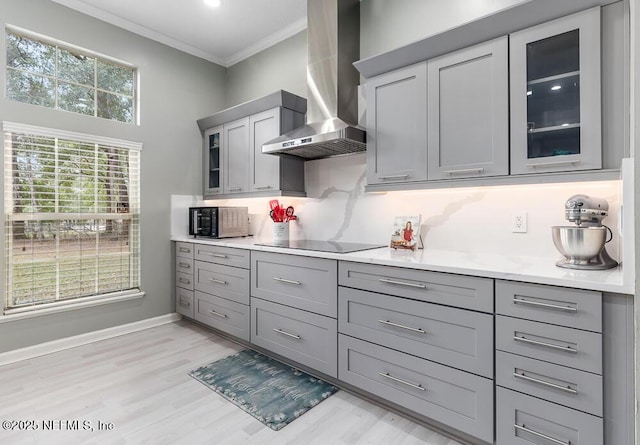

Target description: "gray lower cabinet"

left=366, top=62, right=428, bottom=185
left=339, top=287, right=493, bottom=378
left=193, top=244, right=250, bottom=269
left=252, top=251, right=337, bottom=317
left=195, top=291, right=250, bottom=341
left=496, top=387, right=603, bottom=445
left=176, top=283, right=194, bottom=318
left=427, top=36, right=509, bottom=180
left=251, top=297, right=337, bottom=377
left=194, top=260, right=250, bottom=305
left=175, top=242, right=195, bottom=318
left=339, top=335, right=494, bottom=443
left=339, top=261, right=493, bottom=313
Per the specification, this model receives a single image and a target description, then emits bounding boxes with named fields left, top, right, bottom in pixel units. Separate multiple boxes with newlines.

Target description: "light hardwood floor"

left=0, top=320, right=462, bottom=445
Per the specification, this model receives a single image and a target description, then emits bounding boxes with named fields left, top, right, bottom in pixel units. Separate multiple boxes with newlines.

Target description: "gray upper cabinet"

left=510, top=7, right=602, bottom=175
left=223, top=117, right=250, bottom=194
left=203, top=125, right=223, bottom=196
left=366, top=62, right=428, bottom=185
left=198, top=90, right=307, bottom=199
left=427, top=37, right=509, bottom=180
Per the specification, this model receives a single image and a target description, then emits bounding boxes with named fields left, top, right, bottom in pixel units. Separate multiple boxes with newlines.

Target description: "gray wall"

left=0, top=0, right=227, bottom=352
left=225, top=30, right=307, bottom=107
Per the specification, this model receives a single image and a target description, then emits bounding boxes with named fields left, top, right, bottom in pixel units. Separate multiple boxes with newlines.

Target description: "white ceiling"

left=51, top=0, right=308, bottom=67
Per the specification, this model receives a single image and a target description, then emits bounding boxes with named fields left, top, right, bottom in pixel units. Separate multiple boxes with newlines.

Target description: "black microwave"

left=189, top=207, right=249, bottom=238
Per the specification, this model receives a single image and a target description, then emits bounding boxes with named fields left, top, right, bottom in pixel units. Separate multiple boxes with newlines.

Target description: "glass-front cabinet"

left=510, top=7, right=601, bottom=175
left=203, top=125, right=222, bottom=196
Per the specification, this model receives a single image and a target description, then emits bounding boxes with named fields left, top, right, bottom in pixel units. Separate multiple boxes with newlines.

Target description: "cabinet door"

left=249, top=108, right=280, bottom=193
left=223, top=117, right=250, bottom=194
left=510, top=7, right=601, bottom=174
left=366, top=62, right=428, bottom=184
left=428, top=37, right=508, bottom=180
left=203, top=125, right=223, bottom=197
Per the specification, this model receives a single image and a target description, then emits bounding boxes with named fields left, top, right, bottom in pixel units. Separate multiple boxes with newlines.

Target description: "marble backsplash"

left=172, top=153, right=624, bottom=262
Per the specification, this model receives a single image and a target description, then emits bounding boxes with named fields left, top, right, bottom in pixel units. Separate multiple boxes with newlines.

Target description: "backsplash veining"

left=172, top=153, right=623, bottom=261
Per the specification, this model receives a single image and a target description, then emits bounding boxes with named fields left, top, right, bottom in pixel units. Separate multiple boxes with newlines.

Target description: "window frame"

left=2, top=121, right=143, bottom=318
left=5, top=25, right=138, bottom=124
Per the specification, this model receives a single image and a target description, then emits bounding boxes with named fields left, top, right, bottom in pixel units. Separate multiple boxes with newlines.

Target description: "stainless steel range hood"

left=262, top=0, right=365, bottom=160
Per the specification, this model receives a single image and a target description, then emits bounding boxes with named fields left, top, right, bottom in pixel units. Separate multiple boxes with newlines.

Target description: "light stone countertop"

left=171, top=236, right=631, bottom=294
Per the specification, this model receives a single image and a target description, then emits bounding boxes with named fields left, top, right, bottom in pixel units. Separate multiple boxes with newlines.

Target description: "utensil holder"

left=273, top=222, right=289, bottom=242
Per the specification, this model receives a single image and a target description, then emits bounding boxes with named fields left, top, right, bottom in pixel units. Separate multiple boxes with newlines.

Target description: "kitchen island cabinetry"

left=510, top=8, right=602, bottom=175
left=197, top=90, right=306, bottom=199
left=427, top=37, right=509, bottom=180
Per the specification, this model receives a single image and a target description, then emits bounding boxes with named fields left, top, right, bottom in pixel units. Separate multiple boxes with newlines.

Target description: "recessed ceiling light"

left=204, top=0, right=221, bottom=7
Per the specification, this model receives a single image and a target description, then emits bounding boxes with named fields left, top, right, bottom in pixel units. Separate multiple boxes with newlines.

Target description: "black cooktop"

left=255, top=239, right=386, bottom=254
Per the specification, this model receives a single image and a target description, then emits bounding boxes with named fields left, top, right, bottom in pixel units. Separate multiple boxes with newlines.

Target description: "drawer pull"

left=513, top=335, right=577, bottom=354
left=379, top=174, right=409, bottom=180
left=210, top=253, right=228, bottom=258
left=514, top=424, right=571, bottom=445
left=513, top=297, right=577, bottom=312
left=255, top=185, right=272, bottom=190
left=513, top=371, right=578, bottom=394
left=179, top=262, right=191, bottom=269
left=178, top=247, right=191, bottom=253
left=229, top=187, right=242, bottom=191
left=442, top=167, right=485, bottom=175
left=378, top=372, right=426, bottom=392
left=209, top=310, right=228, bottom=319
left=273, top=277, right=302, bottom=286
left=378, top=278, right=426, bottom=289
left=273, top=328, right=301, bottom=340
left=209, top=278, right=228, bottom=285
left=525, top=159, right=580, bottom=169
left=178, top=299, right=191, bottom=307
left=378, top=319, right=426, bottom=334
left=178, top=278, right=191, bottom=285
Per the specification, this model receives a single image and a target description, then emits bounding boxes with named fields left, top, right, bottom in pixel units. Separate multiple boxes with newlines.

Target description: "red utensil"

left=285, top=206, right=295, bottom=222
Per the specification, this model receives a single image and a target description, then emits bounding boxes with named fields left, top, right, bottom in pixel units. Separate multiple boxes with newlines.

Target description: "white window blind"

left=3, top=122, right=141, bottom=314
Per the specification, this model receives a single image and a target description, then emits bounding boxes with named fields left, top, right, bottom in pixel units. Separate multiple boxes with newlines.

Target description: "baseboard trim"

left=0, top=313, right=182, bottom=367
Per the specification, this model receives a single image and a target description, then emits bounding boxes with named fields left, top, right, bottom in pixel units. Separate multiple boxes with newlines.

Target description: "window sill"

left=0, top=291, right=146, bottom=324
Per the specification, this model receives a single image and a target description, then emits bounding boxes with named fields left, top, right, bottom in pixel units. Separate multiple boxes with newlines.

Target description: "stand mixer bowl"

left=551, top=226, right=607, bottom=264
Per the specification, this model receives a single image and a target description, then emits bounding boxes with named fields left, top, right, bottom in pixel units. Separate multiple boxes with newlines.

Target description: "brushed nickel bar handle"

left=178, top=247, right=191, bottom=253
left=229, top=187, right=242, bottom=191
left=442, top=167, right=485, bottom=175
left=273, top=277, right=302, bottom=285
left=178, top=278, right=191, bottom=285
left=514, top=424, right=571, bottom=445
left=513, top=371, right=578, bottom=394
left=178, top=299, right=191, bottom=307
left=513, top=297, right=577, bottom=312
left=210, top=253, right=228, bottom=258
left=209, top=310, right=228, bottom=319
left=378, top=372, right=426, bottom=392
left=379, top=174, right=409, bottom=180
left=378, top=319, right=426, bottom=334
left=513, top=335, right=577, bottom=354
left=209, top=278, right=227, bottom=285
left=379, top=278, right=426, bottom=289
left=273, top=328, right=301, bottom=340
left=255, top=186, right=272, bottom=190
left=178, top=262, right=191, bottom=269
left=525, top=160, right=580, bottom=168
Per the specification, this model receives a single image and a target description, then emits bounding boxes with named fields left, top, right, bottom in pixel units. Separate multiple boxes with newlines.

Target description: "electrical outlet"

left=512, top=212, right=528, bottom=233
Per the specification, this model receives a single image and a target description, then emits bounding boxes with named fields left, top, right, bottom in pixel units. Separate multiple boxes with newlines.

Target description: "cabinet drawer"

left=194, top=261, right=250, bottom=305
left=496, top=280, right=602, bottom=332
left=194, top=291, right=249, bottom=341
left=252, top=252, right=337, bottom=317
left=496, top=315, right=602, bottom=374
left=176, top=271, right=194, bottom=290
left=251, top=297, right=337, bottom=377
left=194, top=244, right=250, bottom=269
left=496, top=387, right=603, bottom=445
left=338, top=287, right=493, bottom=378
left=339, top=335, right=493, bottom=443
left=176, top=287, right=194, bottom=318
left=496, top=351, right=602, bottom=417
left=176, top=257, right=194, bottom=274
left=339, top=262, right=493, bottom=313
left=176, top=242, right=194, bottom=259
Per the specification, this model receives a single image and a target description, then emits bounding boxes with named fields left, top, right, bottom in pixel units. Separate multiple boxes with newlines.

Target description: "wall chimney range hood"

left=262, top=0, right=365, bottom=160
